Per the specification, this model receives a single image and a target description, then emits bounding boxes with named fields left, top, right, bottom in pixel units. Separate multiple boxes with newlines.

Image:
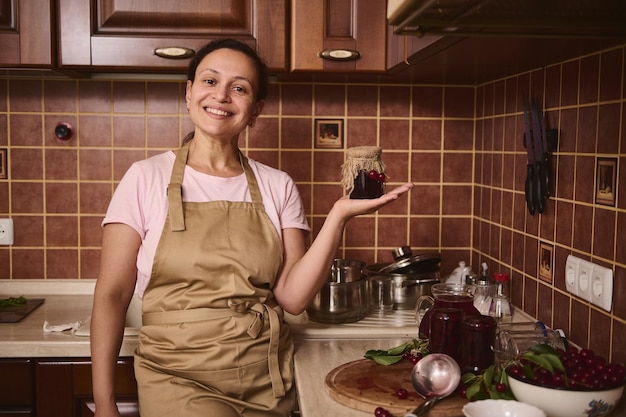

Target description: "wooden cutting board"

left=325, top=359, right=467, bottom=416
left=0, top=298, right=45, bottom=323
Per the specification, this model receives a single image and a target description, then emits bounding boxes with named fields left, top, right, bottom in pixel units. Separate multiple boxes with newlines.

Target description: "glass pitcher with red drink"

left=415, top=282, right=481, bottom=339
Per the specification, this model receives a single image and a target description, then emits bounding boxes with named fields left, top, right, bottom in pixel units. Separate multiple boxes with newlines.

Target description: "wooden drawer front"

left=72, top=359, right=137, bottom=396
left=0, top=359, right=35, bottom=406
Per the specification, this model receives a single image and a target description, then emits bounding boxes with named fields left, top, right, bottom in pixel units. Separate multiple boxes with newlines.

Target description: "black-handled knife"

left=531, top=98, right=545, bottom=214
left=537, top=102, right=551, bottom=199
left=522, top=98, right=536, bottom=215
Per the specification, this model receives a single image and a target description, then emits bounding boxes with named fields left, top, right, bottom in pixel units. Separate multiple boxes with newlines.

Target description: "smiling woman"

left=89, top=38, right=412, bottom=417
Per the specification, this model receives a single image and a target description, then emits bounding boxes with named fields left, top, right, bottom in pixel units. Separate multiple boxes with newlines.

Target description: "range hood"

left=388, top=0, right=626, bottom=39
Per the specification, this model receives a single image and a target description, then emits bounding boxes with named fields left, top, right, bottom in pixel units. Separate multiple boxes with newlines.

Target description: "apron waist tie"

left=228, top=299, right=285, bottom=398
left=141, top=299, right=286, bottom=398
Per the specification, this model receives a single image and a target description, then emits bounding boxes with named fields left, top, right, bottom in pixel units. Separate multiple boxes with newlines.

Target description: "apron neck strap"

left=166, top=142, right=190, bottom=231
left=238, top=151, right=263, bottom=204
left=166, top=142, right=265, bottom=232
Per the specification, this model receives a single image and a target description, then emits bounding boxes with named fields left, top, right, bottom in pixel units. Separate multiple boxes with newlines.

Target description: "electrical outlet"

left=0, top=218, right=14, bottom=245
left=591, top=264, right=613, bottom=312
left=565, top=254, right=614, bottom=312
left=565, top=255, right=579, bottom=296
left=577, top=259, right=593, bottom=302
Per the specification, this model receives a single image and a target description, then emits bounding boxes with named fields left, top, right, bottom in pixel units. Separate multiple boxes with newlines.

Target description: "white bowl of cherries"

left=506, top=346, right=625, bottom=417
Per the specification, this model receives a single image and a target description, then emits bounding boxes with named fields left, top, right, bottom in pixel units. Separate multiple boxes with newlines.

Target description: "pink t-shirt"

left=103, top=151, right=310, bottom=298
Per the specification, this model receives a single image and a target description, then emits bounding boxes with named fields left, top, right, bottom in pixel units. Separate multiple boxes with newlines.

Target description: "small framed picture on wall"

left=595, top=157, right=617, bottom=207
left=314, top=119, right=343, bottom=149
left=539, top=242, right=554, bottom=283
left=0, top=149, right=7, bottom=179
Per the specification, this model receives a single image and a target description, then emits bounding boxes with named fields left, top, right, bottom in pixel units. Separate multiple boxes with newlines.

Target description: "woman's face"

left=186, top=48, right=264, bottom=141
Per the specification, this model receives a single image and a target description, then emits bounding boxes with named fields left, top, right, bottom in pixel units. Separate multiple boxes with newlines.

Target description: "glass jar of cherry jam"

left=428, top=307, right=464, bottom=366
left=350, top=169, right=385, bottom=199
left=341, top=146, right=386, bottom=199
left=462, top=315, right=497, bottom=374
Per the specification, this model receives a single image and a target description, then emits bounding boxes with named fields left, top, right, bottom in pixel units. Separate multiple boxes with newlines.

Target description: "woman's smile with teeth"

left=205, top=107, right=232, bottom=117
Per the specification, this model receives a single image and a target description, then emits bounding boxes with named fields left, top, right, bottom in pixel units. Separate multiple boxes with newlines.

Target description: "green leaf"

left=465, top=381, right=482, bottom=400
left=364, top=349, right=388, bottom=359
left=542, top=353, right=565, bottom=373
left=461, top=372, right=479, bottom=385
left=529, top=343, right=558, bottom=355
left=523, top=353, right=554, bottom=373
left=522, top=364, right=535, bottom=379
left=486, top=386, right=499, bottom=398
left=483, top=365, right=495, bottom=386
left=373, top=355, right=403, bottom=366
left=387, top=342, right=410, bottom=356
left=472, top=390, right=489, bottom=401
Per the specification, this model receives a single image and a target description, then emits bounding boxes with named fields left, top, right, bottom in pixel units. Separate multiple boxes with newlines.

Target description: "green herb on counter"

left=364, top=339, right=429, bottom=366
left=0, top=296, right=27, bottom=308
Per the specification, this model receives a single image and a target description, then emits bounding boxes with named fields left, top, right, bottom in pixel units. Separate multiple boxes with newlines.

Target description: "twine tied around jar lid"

left=340, top=146, right=387, bottom=194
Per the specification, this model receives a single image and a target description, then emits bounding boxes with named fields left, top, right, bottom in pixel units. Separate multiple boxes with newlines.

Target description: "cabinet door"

left=0, top=0, right=53, bottom=67
left=36, top=358, right=138, bottom=417
left=57, top=0, right=288, bottom=73
left=291, top=0, right=387, bottom=72
left=0, top=359, right=35, bottom=416
left=36, top=360, right=73, bottom=417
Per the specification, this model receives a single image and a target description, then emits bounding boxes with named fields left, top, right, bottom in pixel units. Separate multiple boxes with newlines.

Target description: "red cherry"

left=495, top=383, right=507, bottom=393
left=377, top=172, right=386, bottom=182
left=368, top=170, right=378, bottom=180
left=374, top=407, right=391, bottom=417
left=396, top=388, right=408, bottom=399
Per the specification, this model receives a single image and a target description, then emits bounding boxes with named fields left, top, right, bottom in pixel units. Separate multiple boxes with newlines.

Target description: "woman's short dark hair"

left=186, top=38, right=269, bottom=102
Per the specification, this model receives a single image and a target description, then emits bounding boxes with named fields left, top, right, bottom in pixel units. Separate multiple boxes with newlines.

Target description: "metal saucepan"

left=307, top=259, right=369, bottom=324
left=329, top=258, right=366, bottom=283
left=365, top=251, right=441, bottom=310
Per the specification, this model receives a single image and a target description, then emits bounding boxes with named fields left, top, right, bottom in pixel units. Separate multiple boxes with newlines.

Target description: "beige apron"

left=134, top=142, right=295, bottom=417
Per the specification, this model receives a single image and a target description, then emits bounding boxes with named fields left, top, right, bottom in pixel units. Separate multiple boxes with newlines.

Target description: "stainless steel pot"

left=365, top=251, right=441, bottom=310
left=329, top=258, right=365, bottom=283
left=306, top=279, right=369, bottom=324
left=307, top=258, right=369, bottom=323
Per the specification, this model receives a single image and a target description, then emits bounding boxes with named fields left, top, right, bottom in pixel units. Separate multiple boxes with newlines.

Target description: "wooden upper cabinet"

left=0, top=0, right=53, bottom=67
left=57, top=0, right=288, bottom=73
left=291, top=0, right=387, bottom=72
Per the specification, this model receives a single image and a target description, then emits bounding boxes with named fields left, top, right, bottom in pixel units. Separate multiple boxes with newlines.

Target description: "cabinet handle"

left=318, top=49, right=361, bottom=61
left=154, top=47, right=195, bottom=59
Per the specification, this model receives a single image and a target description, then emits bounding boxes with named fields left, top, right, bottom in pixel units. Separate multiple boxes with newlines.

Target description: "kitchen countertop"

left=3, top=280, right=625, bottom=417
left=0, top=280, right=421, bottom=358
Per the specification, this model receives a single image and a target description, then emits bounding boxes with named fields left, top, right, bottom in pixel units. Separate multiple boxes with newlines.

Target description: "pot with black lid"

left=365, top=248, right=441, bottom=310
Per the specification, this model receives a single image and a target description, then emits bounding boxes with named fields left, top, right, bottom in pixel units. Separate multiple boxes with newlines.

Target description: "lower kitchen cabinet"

left=0, top=359, right=35, bottom=416
left=36, top=358, right=138, bottom=417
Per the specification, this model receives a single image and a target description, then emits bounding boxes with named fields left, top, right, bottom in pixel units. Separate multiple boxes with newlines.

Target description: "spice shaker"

left=341, top=146, right=386, bottom=199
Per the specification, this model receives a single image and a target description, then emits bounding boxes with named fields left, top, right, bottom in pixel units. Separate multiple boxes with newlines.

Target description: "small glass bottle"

left=489, top=272, right=512, bottom=322
left=341, top=146, right=386, bottom=199
left=474, top=263, right=495, bottom=315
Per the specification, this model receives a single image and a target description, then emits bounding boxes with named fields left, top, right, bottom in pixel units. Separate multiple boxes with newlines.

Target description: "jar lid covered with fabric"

left=341, top=146, right=387, bottom=199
